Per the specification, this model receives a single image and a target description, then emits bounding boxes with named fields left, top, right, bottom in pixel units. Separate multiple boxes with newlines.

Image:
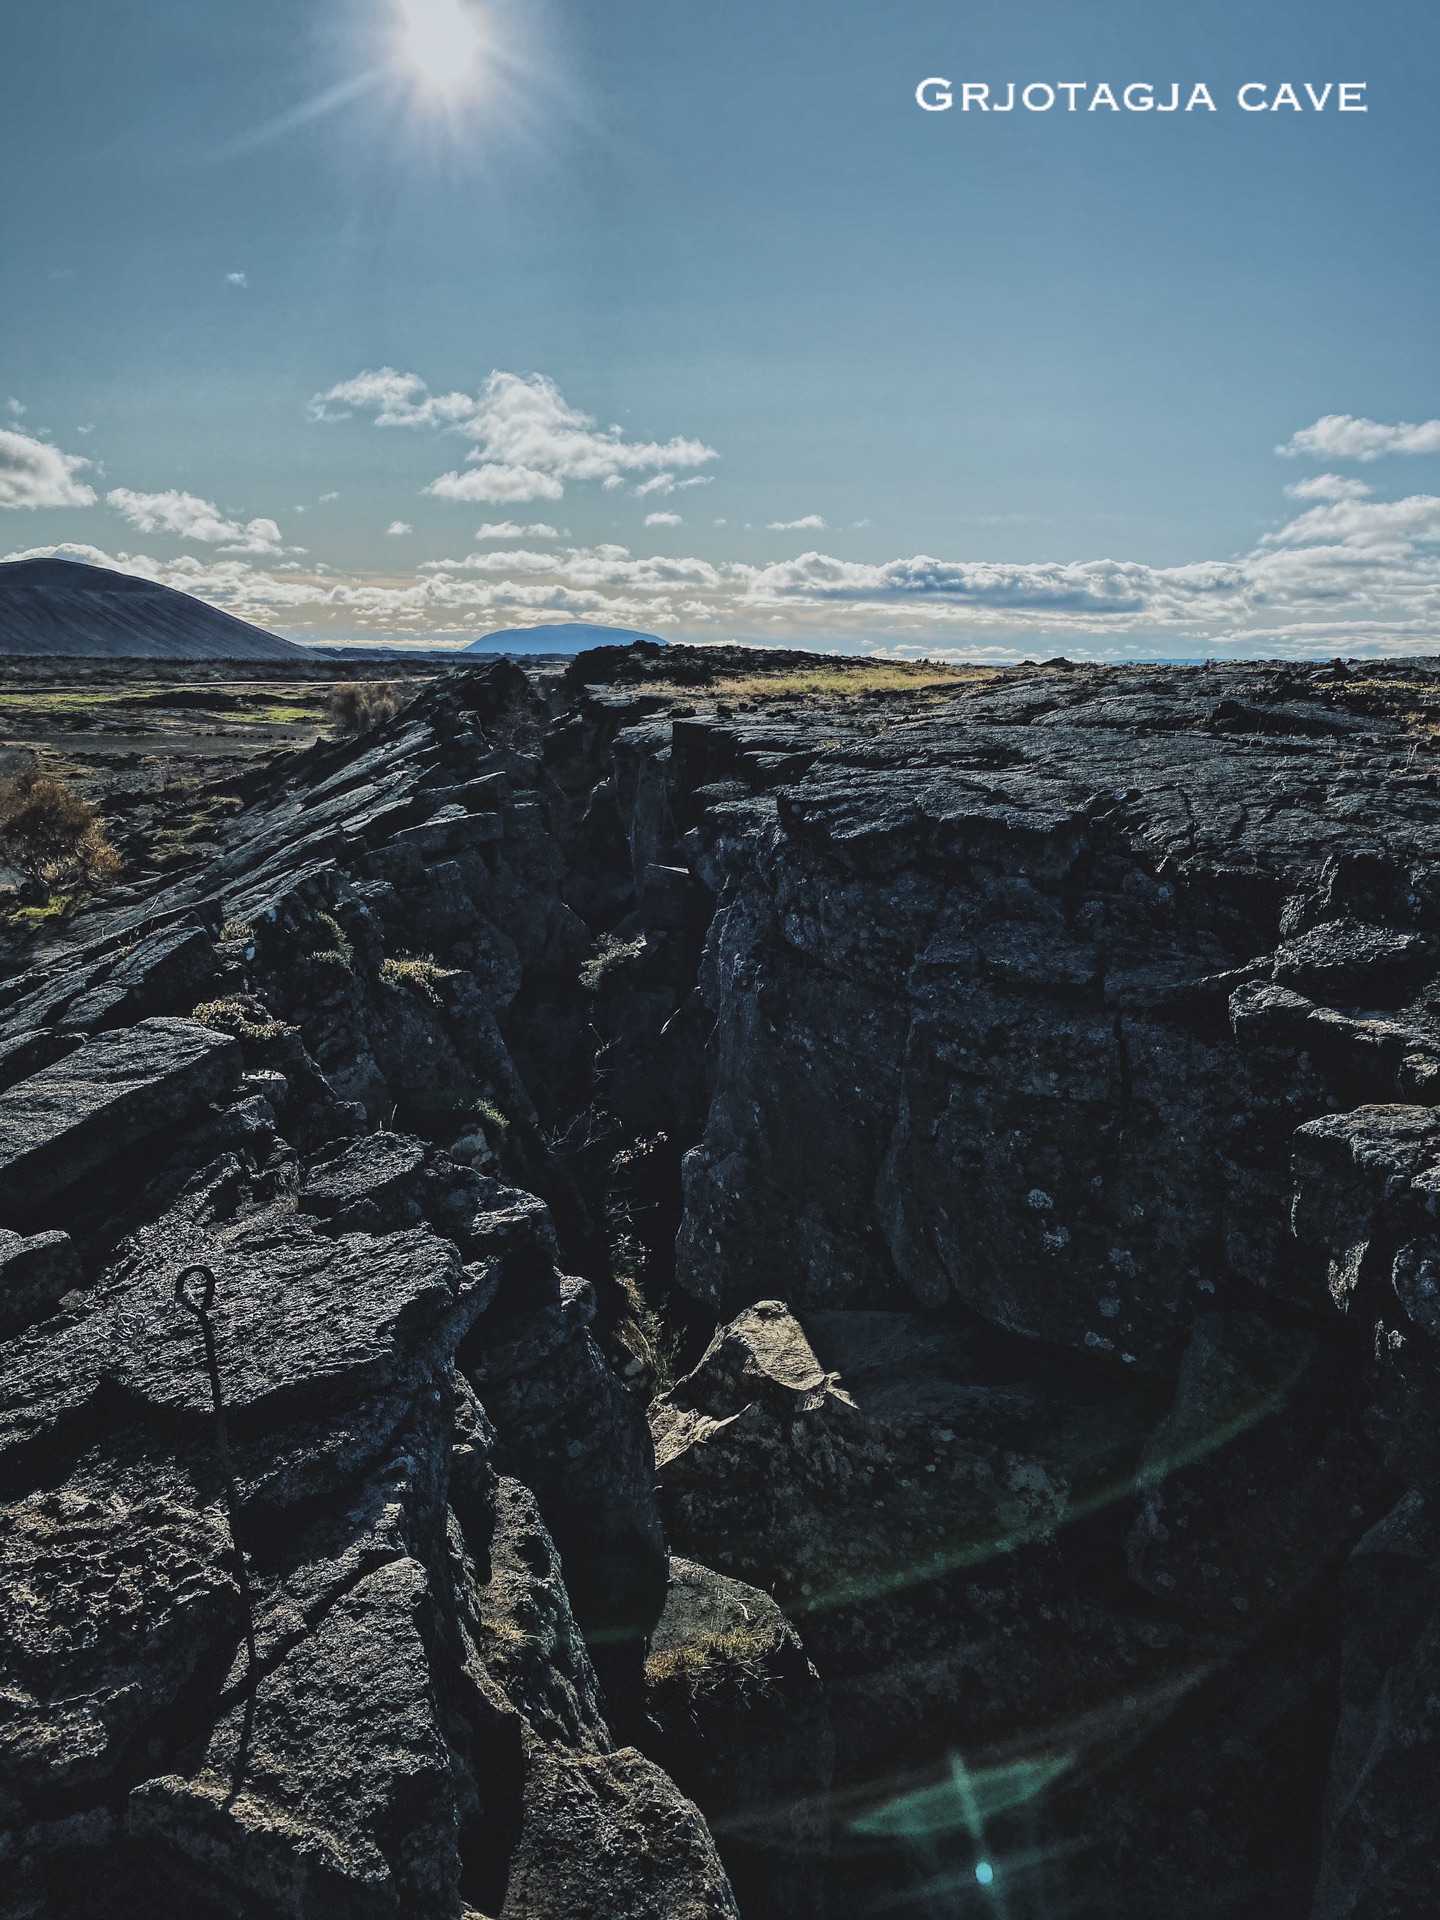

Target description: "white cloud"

left=1258, top=493, right=1440, bottom=553
left=1283, top=473, right=1371, bottom=502
left=318, top=491, right=340, bottom=502
left=5, top=398, right=24, bottom=417
left=645, top=510, right=684, bottom=527
left=106, top=487, right=284, bottom=554
left=475, top=521, right=559, bottom=539
left=387, top=520, right=413, bottom=536
left=635, top=472, right=677, bottom=498
left=1278, top=414, right=1440, bottom=462
left=426, top=465, right=565, bottom=505
left=307, top=367, right=474, bottom=428
left=310, top=365, right=718, bottom=504
left=226, top=271, right=249, bottom=287
left=767, top=514, right=827, bottom=531
left=0, top=430, right=96, bottom=509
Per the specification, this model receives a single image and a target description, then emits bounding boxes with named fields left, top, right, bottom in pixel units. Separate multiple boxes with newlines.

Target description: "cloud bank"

left=12, top=469, right=1440, bottom=660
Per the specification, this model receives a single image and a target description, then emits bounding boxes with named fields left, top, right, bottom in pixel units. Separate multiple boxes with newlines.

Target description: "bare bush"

left=0, top=771, right=121, bottom=898
left=328, top=681, right=408, bottom=735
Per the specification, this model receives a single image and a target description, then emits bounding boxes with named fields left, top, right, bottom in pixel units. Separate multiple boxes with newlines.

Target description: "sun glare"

left=400, top=0, right=480, bottom=89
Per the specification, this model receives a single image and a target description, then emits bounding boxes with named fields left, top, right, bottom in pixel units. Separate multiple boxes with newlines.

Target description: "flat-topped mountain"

left=0, top=556, right=305, bottom=660
left=462, top=620, right=661, bottom=653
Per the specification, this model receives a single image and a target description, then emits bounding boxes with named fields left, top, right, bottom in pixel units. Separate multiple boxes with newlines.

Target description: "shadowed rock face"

left=5, top=650, right=1440, bottom=1917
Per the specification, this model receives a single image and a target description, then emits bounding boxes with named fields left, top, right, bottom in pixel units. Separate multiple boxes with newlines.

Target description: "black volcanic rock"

left=5, top=651, right=1440, bottom=1916
left=0, top=556, right=304, bottom=659
left=0, top=1017, right=241, bottom=1225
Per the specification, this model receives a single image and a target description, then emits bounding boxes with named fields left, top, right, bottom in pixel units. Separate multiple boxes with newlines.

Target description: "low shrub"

left=328, top=681, right=410, bottom=735
left=0, top=770, right=120, bottom=896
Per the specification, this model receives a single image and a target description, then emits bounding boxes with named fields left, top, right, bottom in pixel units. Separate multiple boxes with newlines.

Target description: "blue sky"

left=2, top=0, right=1438, bottom=656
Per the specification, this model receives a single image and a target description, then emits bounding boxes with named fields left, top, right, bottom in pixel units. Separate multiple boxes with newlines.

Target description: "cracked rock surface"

left=5, top=648, right=1440, bottom=1917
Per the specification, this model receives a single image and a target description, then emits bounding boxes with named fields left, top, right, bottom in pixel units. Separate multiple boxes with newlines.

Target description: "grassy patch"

left=579, top=932, right=646, bottom=991
left=191, top=995, right=294, bottom=1042
left=309, top=910, right=355, bottom=971
left=379, top=954, right=459, bottom=1005
left=2, top=892, right=76, bottom=930
left=646, top=1626, right=777, bottom=1693
left=664, top=661, right=992, bottom=701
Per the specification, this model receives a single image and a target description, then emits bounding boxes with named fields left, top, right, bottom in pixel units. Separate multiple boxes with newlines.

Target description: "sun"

left=399, top=0, right=481, bottom=90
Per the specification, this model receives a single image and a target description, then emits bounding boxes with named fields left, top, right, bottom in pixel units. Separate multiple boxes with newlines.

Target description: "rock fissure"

left=5, top=651, right=1440, bottom=1916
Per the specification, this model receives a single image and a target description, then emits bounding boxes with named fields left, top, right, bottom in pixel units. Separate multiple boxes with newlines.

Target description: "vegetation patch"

left=329, top=681, right=415, bottom=735
left=645, top=1626, right=778, bottom=1695
left=191, top=995, right=294, bottom=1042
left=695, top=661, right=988, bottom=700
left=0, top=770, right=121, bottom=898
left=580, top=932, right=646, bottom=991
left=310, top=910, right=355, bottom=971
left=379, top=953, right=459, bottom=1005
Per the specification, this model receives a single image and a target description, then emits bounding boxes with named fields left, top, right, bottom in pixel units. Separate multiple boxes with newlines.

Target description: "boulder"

left=0, top=1019, right=241, bottom=1227
left=499, top=1742, right=738, bottom=1920
left=0, top=1227, right=80, bottom=1337
left=644, top=1557, right=832, bottom=1920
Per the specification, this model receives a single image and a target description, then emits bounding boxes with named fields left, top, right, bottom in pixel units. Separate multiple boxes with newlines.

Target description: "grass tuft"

left=191, top=995, right=294, bottom=1042
left=379, top=953, right=459, bottom=1006
left=310, top=910, right=355, bottom=972
left=580, top=933, right=646, bottom=991
left=646, top=1626, right=777, bottom=1694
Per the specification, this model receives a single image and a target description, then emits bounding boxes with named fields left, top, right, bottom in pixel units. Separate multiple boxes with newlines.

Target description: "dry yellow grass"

left=658, top=661, right=997, bottom=701
left=645, top=1625, right=777, bottom=1691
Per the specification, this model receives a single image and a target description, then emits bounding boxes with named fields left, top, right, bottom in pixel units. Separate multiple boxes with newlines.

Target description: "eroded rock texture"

left=5, top=648, right=1440, bottom=1917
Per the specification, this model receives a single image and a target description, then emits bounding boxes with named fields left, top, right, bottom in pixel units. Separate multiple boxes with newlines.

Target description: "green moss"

left=5, top=893, right=76, bottom=929
left=219, top=918, right=255, bottom=943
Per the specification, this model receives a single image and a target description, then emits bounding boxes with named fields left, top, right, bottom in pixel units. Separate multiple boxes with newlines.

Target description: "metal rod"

left=175, top=1263, right=259, bottom=1785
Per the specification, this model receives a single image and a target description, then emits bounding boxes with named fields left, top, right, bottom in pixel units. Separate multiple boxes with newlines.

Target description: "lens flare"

left=400, top=0, right=480, bottom=89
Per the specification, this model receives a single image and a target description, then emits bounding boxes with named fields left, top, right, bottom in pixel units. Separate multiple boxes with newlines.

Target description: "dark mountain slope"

left=0, top=557, right=305, bottom=660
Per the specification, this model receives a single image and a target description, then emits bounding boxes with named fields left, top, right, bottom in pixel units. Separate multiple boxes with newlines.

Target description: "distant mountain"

left=461, top=622, right=663, bottom=654
left=0, top=557, right=305, bottom=661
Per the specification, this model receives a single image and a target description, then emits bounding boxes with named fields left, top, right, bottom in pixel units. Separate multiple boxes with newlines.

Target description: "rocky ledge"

left=4, top=648, right=1440, bottom=1919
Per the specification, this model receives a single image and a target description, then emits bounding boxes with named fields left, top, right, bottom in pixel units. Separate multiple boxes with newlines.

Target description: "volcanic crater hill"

left=4, top=648, right=1440, bottom=1919
left=0, top=557, right=305, bottom=661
